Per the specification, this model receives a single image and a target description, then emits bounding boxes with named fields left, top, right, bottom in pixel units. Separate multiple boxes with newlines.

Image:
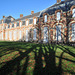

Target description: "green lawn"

left=0, top=41, right=75, bottom=75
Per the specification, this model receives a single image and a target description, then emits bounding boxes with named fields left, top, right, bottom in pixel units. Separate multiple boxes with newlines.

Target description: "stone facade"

left=0, top=0, right=75, bottom=43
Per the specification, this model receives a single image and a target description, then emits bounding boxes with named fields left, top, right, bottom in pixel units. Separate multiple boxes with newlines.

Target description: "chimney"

left=20, top=14, right=23, bottom=18
left=3, top=16, right=5, bottom=18
left=31, top=11, right=34, bottom=15
left=57, top=0, right=61, bottom=3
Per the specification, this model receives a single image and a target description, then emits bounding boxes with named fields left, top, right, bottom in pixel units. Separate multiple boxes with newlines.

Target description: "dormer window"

left=22, top=21, right=25, bottom=25
left=29, top=19, right=33, bottom=24
left=57, top=12, right=60, bottom=20
left=73, top=8, right=75, bottom=17
left=44, top=15, right=47, bottom=22
left=34, top=18, right=36, bottom=25
left=26, top=20, right=28, bottom=26
left=17, top=22, right=19, bottom=27
left=12, top=24, right=14, bottom=27
left=8, top=25, right=10, bottom=28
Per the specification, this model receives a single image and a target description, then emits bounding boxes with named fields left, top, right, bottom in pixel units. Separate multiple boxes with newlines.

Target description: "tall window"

left=5, top=32, right=8, bottom=40
left=33, top=29, right=36, bottom=40
left=2, top=32, right=3, bottom=40
left=57, top=12, right=60, bottom=20
left=72, top=23, right=75, bottom=41
left=26, top=20, right=28, bottom=26
left=9, top=31, right=12, bottom=41
left=34, top=19, right=36, bottom=25
left=14, top=31, right=17, bottom=40
left=26, top=30, right=28, bottom=41
left=44, top=15, right=47, bottom=22
left=56, top=25, right=61, bottom=41
left=73, top=8, right=75, bottom=17
left=44, top=27, right=48, bottom=42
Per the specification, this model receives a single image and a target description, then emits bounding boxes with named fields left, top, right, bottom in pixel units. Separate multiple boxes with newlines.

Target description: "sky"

left=0, top=0, right=64, bottom=20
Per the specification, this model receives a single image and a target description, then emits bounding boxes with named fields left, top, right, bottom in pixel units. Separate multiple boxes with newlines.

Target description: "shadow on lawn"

left=0, top=42, right=33, bottom=57
left=0, top=42, right=75, bottom=75
left=0, top=43, right=38, bottom=75
left=33, top=44, right=63, bottom=75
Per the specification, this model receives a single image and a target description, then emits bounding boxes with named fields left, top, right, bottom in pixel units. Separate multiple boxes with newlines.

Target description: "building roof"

left=9, top=12, right=40, bottom=24
left=0, top=0, right=75, bottom=24
left=0, top=16, right=15, bottom=24
left=40, top=0, right=75, bottom=17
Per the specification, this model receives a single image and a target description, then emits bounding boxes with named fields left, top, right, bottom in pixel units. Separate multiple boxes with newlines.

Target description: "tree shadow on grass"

left=0, top=43, right=75, bottom=75
left=0, top=42, right=34, bottom=57
left=0, top=43, right=38, bottom=75
left=57, top=45, right=75, bottom=57
left=33, top=44, right=63, bottom=75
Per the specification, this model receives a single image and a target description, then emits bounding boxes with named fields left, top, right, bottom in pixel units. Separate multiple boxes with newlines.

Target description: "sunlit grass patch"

left=0, top=51, right=20, bottom=63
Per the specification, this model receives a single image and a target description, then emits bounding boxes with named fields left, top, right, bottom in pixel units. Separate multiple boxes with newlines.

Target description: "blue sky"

left=0, top=0, right=63, bottom=20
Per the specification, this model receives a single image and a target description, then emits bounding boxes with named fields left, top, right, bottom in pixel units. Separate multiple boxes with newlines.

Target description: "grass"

left=0, top=41, right=75, bottom=75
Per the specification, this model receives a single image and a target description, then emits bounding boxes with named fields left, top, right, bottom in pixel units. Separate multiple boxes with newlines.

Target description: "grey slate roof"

left=10, top=12, right=40, bottom=24
left=0, top=16, right=15, bottom=24
left=40, top=0, right=75, bottom=17
left=0, top=0, right=75, bottom=24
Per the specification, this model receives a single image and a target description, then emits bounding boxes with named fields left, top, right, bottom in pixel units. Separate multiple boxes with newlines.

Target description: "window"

left=5, top=26, right=6, bottom=29
left=44, top=15, right=47, bottom=22
left=12, top=24, right=14, bottom=27
left=57, top=12, right=60, bottom=20
left=33, top=29, right=36, bottom=40
left=44, top=27, right=48, bottom=42
left=22, top=21, right=25, bottom=25
left=13, top=31, right=17, bottom=40
left=9, top=31, right=12, bottom=41
left=26, top=30, right=28, bottom=41
left=17, top=22, right=19, bottom=26
left=2, top=32, right=3, bottom=40
left=29, top=19, right=33, bottom=24
left=26, top=20, right=28, bottom=26
left=34, top=19, right=36, bottom=25
left=72, top=23, right=75, bottom=41
left=8, top=25, right=10, bottom=28
left=73, top=8, right=75, bottom=17
left=5, top=32, right=8, bottom=40
left=56, top=25, right=61, bottom=41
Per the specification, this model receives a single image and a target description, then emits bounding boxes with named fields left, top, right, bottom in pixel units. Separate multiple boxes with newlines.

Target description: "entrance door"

left=56, top=25, right=61, bottom=41
left=44, top=27, right=48, bottom=42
